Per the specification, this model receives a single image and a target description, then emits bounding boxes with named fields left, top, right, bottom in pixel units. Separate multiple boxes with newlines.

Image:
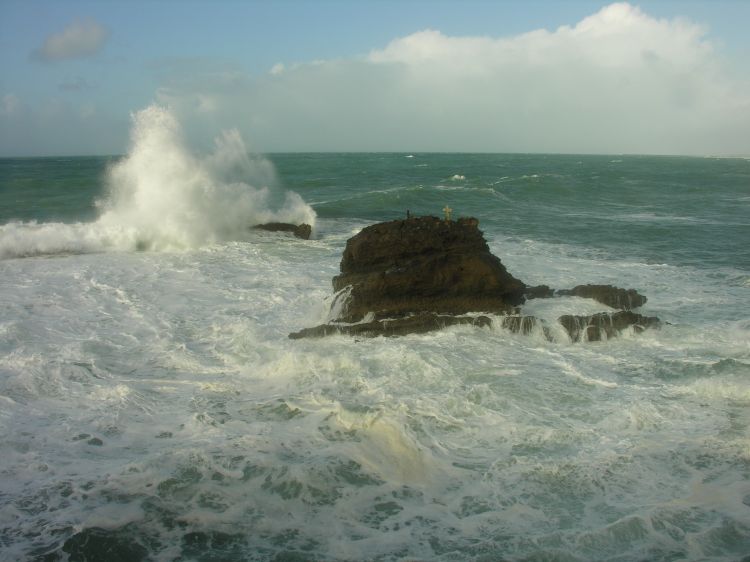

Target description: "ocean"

left=1, top=106, right=749, bottom=561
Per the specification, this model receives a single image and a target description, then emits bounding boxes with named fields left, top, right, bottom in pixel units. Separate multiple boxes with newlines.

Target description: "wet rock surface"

left=253, top=222, right=312, bottom=240
left=289, top=313, right=492, bottom=339
left=500, top=312, right=660, bottom=342
left=290, top=216, right=660, bottom=340
left=501, top=315, right=542, bottom=335
left=556, top=284, right=647, bottom=310
left=524, top=285, right=555, bottom=300
left=331, top=216, right=525, bottom=322
left=559, top=311, right=661, bottom=342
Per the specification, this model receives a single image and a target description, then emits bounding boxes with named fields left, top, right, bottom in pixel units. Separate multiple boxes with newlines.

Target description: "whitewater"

left=0, top=105, right=315, bottom=259
left=1, top=106, right=749, bottom=561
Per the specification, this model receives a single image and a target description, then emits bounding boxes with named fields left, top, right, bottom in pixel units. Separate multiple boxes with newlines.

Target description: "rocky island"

left=252, top=222, right=312, bottom=240
left=290, top=216, right=660, bottom=341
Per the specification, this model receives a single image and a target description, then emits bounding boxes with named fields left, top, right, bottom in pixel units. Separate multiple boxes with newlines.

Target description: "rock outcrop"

left=559, top=311, right=661, bottom=342
left=524, top=285, right=555, bottom=300
left=289, top=216, right=660, bottom=341
left=253, top=222, right=312, bottom=240
left=501, top=315, right=552, bottom=340
left=331, top=216, right=525, bottom=322
left=289, top=313, right=491, bottom=339
left=556, top=284, right=647, bottom=310
left=500, top=312, right=660, bottom=342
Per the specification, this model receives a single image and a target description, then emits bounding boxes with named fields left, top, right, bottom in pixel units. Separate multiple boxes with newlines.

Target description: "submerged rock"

left=558, top=311, right=661, bottom=342
left=289, top=313, right=491, bottom=339
left=524, top=285, right=555, bottom=300
left=501, top=315, right=541, bottom=335
left=253, top=222, right=312, bottom=240
left=331, top=216, right=525, bottom=322
left=290, top=310, right=658, bottom=341
left=556, top=284, right=647, bottom=310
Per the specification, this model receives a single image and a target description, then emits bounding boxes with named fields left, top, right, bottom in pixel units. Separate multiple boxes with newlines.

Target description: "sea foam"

left=0, top=105, right=315, bottom=259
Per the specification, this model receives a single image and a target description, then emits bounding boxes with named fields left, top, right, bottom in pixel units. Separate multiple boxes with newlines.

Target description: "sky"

left=1, top=0, right=749, bottom=157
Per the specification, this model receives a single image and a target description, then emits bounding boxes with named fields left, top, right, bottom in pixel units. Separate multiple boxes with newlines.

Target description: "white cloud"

left=368, top=3, right=712, bottom=71
left=32, top=19, right=109, bottom=62
left=142, top=3, right=750, bottom=155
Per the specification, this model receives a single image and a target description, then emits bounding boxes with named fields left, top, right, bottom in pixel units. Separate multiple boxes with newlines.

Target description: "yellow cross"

left=443, top=205, right=453, bottom=221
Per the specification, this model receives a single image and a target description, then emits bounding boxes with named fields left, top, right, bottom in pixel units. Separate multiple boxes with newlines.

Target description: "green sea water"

left=2, top=153, right=748, bottom=269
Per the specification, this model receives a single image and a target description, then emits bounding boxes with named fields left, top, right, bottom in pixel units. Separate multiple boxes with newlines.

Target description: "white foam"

left=1, top=173, right=748, bottom=559
left=0, top=105, right=316, bottom=259
left=0, top=220, right=103, bottom=259
left=329, top=408, right=432, bottom=485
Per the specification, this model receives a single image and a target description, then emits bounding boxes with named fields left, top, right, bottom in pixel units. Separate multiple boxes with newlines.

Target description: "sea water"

left=1, top=106, right=749, bottom=561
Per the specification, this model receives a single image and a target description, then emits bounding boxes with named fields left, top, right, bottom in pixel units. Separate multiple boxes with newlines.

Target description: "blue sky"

left=1, top=0, right=749, bottom=156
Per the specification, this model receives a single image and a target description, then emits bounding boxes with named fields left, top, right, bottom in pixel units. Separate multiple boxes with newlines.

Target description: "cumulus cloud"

left=32, top=19, right=109, bottom=62
left=126, top=3, right=750, bottom=155
left=368, top=4, right=711, bottom=70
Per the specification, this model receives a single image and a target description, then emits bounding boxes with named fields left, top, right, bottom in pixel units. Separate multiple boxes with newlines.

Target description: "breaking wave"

left=0, top=105, right=315, bottom=259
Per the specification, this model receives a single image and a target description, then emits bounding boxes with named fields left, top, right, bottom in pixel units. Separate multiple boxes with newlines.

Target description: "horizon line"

left=2, top=150, right=749, bottom=160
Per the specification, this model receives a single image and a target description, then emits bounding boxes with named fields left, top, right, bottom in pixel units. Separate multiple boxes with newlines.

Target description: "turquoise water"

left=1, top=109, right=749, bottom=561
left=3, top=153, right=748, bottom=269
left=278, top=152, right=750, bottom=270
left=0, top=156, right=113, bottom=224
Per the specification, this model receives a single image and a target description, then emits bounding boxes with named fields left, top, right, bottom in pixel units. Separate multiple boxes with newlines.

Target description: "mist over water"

left=0, top=105, right=315, bottom=259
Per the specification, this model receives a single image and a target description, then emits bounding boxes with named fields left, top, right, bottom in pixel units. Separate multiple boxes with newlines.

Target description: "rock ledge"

left=253, top=222, right=312, bottom=240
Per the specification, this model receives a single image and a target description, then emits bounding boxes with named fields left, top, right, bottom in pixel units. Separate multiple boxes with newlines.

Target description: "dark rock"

left=524, top=285, right=555, bottom=299
left=289, top=313, right=492, bottom=339
left=556, top=284, right=647, bottom=310
left=294, top=223, right=312, bottom=240
left=253, top=222, right=312, bottom=240
left=330, top=216, right=525, bottom=322
left=558, top=311, right=661, bottom=342
left=500, top=315, right=553, bottom=341
left=288, top=216, right=660, bottom=341
left=501, top=315, right=540, bottom=335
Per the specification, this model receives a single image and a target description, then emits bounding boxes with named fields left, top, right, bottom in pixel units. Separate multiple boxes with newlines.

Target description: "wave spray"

left=0, top=105, right=315, bottom=258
